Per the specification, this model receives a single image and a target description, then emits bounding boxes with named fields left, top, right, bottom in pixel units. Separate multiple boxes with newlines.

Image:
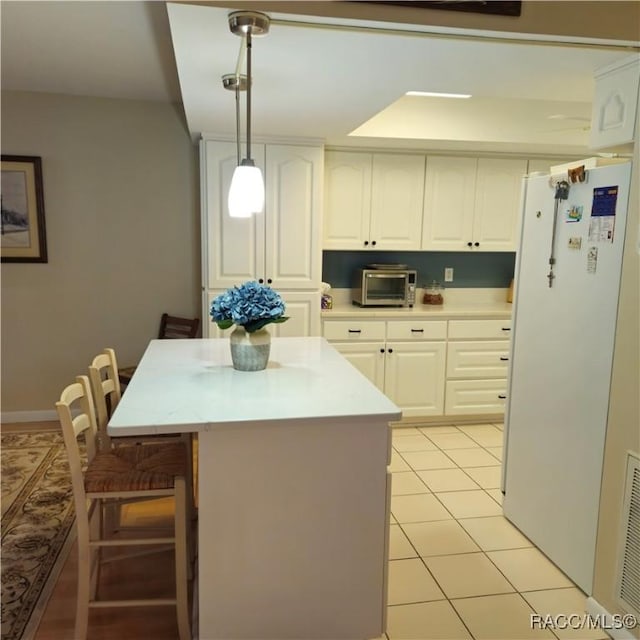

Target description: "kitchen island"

left=108, top=337, right=401, bottom=640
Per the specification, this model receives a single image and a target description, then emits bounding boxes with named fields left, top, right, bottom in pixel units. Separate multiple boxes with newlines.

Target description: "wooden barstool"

left=56, top=375, right=191, bottom=640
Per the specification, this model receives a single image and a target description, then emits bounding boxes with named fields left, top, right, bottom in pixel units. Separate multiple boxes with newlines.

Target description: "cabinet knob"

left=498, top=394, right=507, bottom=399
left=387, top=348, right=393, bottom=353
left=474, top=242, right=480, bottom=247
left=364, top=240, right=369, bottom=246
left=371, top=240, right=377, bottom=246
left=267, top=278, right=272, bottom=284
left=500, top=356, right=509, bottom=361
left=258, top=278, right=264, bottom=284
left=380, top=348, right=385, bottom=353
left=467, top=242, right=473, bottom=247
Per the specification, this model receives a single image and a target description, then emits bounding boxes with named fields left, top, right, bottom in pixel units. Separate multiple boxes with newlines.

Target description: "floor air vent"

left=617, top=451, right=640, bottom=618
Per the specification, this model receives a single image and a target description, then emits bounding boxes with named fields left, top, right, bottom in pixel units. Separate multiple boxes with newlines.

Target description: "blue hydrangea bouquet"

left=210, top=281, right=289, bottom=333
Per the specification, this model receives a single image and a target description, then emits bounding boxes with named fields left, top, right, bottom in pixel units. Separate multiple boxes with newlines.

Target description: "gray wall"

left=1, top=91, right=200, bottom=414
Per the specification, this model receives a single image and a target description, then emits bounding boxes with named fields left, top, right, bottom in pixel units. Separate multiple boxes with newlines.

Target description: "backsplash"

left=322, top=251, right=516, bottom=289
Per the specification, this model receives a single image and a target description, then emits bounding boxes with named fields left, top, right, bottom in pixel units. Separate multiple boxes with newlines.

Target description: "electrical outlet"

left=444, top=268, right=454, bottom=282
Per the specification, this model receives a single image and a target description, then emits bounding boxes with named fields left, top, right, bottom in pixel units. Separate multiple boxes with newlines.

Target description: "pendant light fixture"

left=225, top=11, right=270, bottom=218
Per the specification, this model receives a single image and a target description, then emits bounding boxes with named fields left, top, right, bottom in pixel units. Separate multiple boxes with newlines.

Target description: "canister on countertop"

left=423, top=280, right=444, bottom=305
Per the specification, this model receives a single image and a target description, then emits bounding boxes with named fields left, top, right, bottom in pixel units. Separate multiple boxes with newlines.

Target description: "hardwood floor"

left=1, top=422, right=196, bottom=640
left=35, top=498, right=190, bottom=640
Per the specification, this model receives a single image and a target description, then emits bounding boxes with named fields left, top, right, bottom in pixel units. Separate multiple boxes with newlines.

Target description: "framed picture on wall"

left=1, top=155, right=48, bottom=263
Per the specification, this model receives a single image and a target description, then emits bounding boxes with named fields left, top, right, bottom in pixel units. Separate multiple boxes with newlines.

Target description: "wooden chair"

left=88, top=348, right=196, bottom=515
left=118, top=313, right=200, bottom=387
left=56, top=375, right=191, bottom=640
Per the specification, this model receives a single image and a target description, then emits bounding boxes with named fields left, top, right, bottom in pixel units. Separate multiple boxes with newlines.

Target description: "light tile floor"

left=382, top=422, right=608, bottom=640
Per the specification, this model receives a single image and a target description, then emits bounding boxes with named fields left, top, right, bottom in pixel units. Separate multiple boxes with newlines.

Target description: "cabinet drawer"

left=448, top=319, right=512, bottom=340
left=447, top=341, right=510, bottom=378
left=445, top=379, right=507, bottom=415
left=386, top=320, right=447, bottom=341
left=323, top=320, right=386, bottom=341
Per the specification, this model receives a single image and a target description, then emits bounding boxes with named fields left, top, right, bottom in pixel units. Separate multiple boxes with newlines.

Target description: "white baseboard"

left=586, top=597, right=638, bottom=640
left=1, top=410, right=58, bottom=424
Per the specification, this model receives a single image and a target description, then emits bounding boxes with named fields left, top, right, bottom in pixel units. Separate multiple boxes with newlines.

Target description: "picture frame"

left=1, top=155, right=48, bottom=263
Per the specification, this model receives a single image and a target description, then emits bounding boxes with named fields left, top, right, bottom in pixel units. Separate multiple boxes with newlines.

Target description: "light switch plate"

left=444, top=268, right=454, bottom=282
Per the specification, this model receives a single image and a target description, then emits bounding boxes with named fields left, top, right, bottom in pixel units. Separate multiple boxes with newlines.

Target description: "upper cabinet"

left=590, top=54, right=640, bottom=150
left=422, top=156, right=527, bottom=252
left=202, top=139, right=323, bottom=290
left=323, top=151, right=425, bottom=250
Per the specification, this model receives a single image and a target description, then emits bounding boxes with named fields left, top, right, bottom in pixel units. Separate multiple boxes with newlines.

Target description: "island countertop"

left=108, top=336, right=402, bottom=436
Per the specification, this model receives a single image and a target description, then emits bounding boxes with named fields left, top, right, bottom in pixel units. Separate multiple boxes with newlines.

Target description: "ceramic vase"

left=229, top=326, right=271, bottom=371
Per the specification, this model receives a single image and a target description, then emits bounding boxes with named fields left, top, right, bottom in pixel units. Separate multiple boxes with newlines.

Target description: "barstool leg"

left=174, top=476, right=191, bottom=640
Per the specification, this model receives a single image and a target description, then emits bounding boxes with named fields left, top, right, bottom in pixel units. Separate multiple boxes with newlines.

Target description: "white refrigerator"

left=503, top=161, right=632, bottom=594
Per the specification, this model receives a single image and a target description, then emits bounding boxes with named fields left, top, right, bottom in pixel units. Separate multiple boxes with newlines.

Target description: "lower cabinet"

left=324, top=315, right=512, bottom=421
left=324, top=319, right=447, bottom=417
left=445, top=320, right=511, bottom=416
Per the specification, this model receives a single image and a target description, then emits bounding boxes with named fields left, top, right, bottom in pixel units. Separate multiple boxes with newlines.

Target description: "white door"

left=265, top=145, right=323, bottom=289
left=370, top=154, right=425, bottom=250
left=384, top=342, right=446, bottom=417
left=332, top=342, right=385, bottom=390
left=202, top=140, right=266, bottom=289
left=271, top=291, right=321, bottom=337
left=421, top=156, right=477, bottom=251
left=473, top=158, right=527, bottom=251
left=323, top=151, right=372, bottom=250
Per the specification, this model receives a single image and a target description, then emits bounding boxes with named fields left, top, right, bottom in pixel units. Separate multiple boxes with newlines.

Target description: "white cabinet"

left=422, top=156, right=527, bottom=252
left=201, top=139, right=323, bottom=339
left=205, top=290, right=320, bottom=339
left=324, top=319, right=446, bottom=417
left=323, top=151, right=425, bottom=250
left=332, top=342, right=385, bottom=389
left=202, top=140, right=323, bottom=290
left=444, top=319, right=512, bottom=416
left=590, top=54, right=640, bottom=150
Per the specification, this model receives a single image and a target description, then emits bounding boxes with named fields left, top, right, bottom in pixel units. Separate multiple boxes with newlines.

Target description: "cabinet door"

left=422, top=156, right=477, bottom=251
left=202, top=140, right=266, bottom=289
left=446, top=341, right=510, bottom=379
left=370, top=154, right=425, bottom=250
left=323, top=151, right=372, bottom=250
left=473, top=158, right=527, bottom=251
left=445, top=379, right=507, bottom=415
left=265, top=145, right=323, bottom=289
left=332, top=342, right=385, bottom=390
left=590, top=55, right=640, bottom=150
left=270, top=291, right=321, bottom=337
left=384, top=342, right=446, bottom=417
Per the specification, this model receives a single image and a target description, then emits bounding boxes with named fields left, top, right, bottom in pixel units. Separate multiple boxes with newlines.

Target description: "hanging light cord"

left=246, top=29, right=253, bottom=163
left=233, top=36, right=246, bottom=165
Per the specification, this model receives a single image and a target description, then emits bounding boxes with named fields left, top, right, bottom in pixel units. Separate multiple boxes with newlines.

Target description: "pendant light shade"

left=224, top=11, right=270, bottom=219
left=228, top=160, right=265, bottom=218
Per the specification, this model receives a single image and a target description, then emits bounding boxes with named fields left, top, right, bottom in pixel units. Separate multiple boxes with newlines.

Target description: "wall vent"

left=617, top=451, right=640, bottom=618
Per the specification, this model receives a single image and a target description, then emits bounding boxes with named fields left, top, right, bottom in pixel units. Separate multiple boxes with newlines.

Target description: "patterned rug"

left=1, top=429, right=76, bottom=640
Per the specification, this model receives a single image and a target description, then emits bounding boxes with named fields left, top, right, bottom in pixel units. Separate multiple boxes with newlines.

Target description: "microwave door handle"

left=367, top=274, right=406, bottom=278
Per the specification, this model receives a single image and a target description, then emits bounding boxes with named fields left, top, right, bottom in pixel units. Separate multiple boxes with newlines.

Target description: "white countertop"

left=108, top=337, right=401, bottom=436
left=322, top=287, right=513, bottom=319
left=323, top=302, right=513, bottom=320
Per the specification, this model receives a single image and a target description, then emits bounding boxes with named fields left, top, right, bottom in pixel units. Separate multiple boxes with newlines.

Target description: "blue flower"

left=210, top=281, right=289, bottom=333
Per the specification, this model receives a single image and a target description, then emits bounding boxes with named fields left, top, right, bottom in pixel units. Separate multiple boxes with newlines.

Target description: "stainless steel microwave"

left=352, top=266, right=417, bottom=307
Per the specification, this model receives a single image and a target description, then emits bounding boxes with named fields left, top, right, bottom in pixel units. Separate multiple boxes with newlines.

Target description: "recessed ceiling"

left=166, top=3, right=633, bottom=155
left=1, top=1, right=635, bottom=156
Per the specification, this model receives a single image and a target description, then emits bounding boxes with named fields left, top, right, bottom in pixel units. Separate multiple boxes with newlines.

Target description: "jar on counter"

left=423, top=281, right=444, bottom=305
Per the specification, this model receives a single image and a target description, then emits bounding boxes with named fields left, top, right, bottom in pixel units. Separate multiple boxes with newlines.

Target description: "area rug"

left=1, top=429, right=76, bottom=640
